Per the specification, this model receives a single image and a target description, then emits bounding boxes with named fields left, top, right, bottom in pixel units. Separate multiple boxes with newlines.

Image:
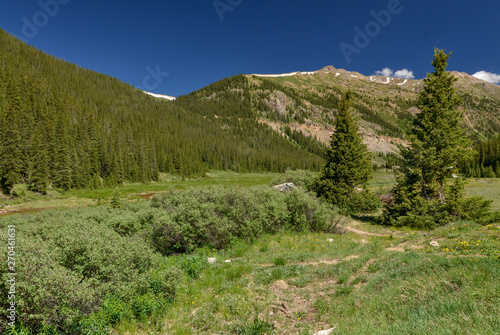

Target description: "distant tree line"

left=461, top=135, right=500, bottom=178
left=282, top=126, right=327, bottom=158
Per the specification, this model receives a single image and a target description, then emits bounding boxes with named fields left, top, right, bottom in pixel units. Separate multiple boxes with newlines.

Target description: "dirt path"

left=345, top=220, right=387, bottom=237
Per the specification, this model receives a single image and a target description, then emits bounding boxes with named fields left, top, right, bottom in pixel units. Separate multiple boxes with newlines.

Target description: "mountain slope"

left=0, top=30, right=323, bottom=192
left=248, top=66, right=500, bottom=138
left=179, top=66, right=500, bottom=161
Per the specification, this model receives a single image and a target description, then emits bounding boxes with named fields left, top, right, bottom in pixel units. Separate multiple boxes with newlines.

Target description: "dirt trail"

left=345, top=220, right=387, bottom=237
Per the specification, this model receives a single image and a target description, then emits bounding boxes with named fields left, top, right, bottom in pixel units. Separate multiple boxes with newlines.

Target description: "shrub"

left=285, top=189, right=341, bottom=232
left=0, top=185, right=342, bottom=333
left=460, top=196, right=494, bottom=223
left=150, top=186, right=342, bottom=255
left=0, top=206, right=177, bottom=333
left=274, top=256, right=287, bottom=266
left=346, top=190, right=382, bottom=214
left=234, top=317, right=275, bottom=335
left=382, top=177, right=498, bottom=228
left=1, top=237, right=99, bottom=333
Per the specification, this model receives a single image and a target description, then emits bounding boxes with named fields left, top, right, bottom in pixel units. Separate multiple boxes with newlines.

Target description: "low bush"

left=150, top=186, right=342, bottom=254
left=382, top=191, right=500, bottom=229
left=0, top=185, right=343, bottom=333
left=0, top=207, right=178, bottom=334
left=233, top=317, right=275, bottom=334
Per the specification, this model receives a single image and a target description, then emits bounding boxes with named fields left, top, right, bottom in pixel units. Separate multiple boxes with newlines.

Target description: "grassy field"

left=0, top=171, right=279, bottom=216
left=3, top=171, right=499, bottom=216
left=367, top=173, right=500, bottom=211
left=1, top=171, right=499, bottom=334
left=465, top=178, right=500, bottom=211
left=118, top=220, right=499, bottom=334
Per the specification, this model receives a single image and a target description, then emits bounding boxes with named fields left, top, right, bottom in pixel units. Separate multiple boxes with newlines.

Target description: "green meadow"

left=1, top=171, right=499, bottom=334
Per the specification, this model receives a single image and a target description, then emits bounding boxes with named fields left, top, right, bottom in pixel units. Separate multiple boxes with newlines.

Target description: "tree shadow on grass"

left=351, top=214, right=379, bottom=224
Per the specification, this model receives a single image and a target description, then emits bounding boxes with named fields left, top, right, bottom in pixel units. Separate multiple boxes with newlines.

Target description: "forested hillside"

left=177, top=67, right=500, bottom=160
left=462, top=135, right=500, bottom=177
left=245, top=68, right=500, bottom=142
left=1, top=28, right=499, bottom=195
left=0, top=30, right=323, bottom=194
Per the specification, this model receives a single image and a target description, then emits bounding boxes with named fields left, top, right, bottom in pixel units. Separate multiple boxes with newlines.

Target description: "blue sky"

left=1, top=0, right=499, bottom=97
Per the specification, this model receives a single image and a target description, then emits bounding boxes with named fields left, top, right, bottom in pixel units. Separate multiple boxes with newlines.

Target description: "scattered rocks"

left=207, top=257, right=216, bottom=264
left=429, top=241, right=440, bottom=247
left=314, top=327, right=337, bottom=335
left=224, top=259, right=231, bottom=263
left=271, top=182, right=296, bottom=192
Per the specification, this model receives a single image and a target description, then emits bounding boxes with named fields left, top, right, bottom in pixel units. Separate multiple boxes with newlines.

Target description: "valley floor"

left=2, top=171, right=500, bottom=215
left=1, top=171, right=499, bottom=334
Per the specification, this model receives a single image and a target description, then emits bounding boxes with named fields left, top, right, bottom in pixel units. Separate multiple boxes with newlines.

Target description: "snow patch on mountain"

left=254, top=71, right=317, bottom=77
left=143, top=91, right=176, bottom=100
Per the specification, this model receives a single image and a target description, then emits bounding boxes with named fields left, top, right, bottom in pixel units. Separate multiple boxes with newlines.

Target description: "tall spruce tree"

left=0, top=75, right=23, bottom=196
left=313, top=92, right=372, bottom=212
left=27, top=122, right=49, bottom=194
left=382, top=49, right=475, bottom=227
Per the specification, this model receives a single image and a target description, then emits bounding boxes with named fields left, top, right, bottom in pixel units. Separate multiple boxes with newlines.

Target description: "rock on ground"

left=314, top=327, right=337, bottom=335
left=271, top=182, right=295, bottom=192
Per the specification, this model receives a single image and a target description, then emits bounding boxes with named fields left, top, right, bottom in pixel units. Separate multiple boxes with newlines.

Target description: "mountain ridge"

left=176, top=64, right=500, bottom=164
left=250, top=65, right=499, bottom=87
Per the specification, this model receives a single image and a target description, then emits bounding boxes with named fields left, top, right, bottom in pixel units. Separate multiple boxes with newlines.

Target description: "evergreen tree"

left=53, top=113, right=73, bottom=190
left=382, top=49, right=475, bottom=227
left=0, top=75, right=23, bottom=195
left=462, top=135, right=500, bottom=178
left=27, top=124, right=49, bottom=194
left=313, top=92, right=372, bottom=212
left=0, top=29, right=327, bottom=193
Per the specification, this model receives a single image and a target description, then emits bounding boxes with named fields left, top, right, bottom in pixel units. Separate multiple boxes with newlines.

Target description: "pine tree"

left=28, top=124, right=49, bottom=194
left=0, top=75, right=23, bottom=196
left=313, top=92, right=372, bottom=212
left=53, top=113, right=73, bottom=190
left=382, top=49, right=475, bottom=227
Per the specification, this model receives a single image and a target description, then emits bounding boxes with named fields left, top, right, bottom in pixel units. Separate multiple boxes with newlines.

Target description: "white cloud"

left=394, top=69, right=415, bottom=79
left=373, top=67, right=415, bottom=79
left=374, top=67, right=393, bottom=77
left=472, top=71, right=500, bottom=84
